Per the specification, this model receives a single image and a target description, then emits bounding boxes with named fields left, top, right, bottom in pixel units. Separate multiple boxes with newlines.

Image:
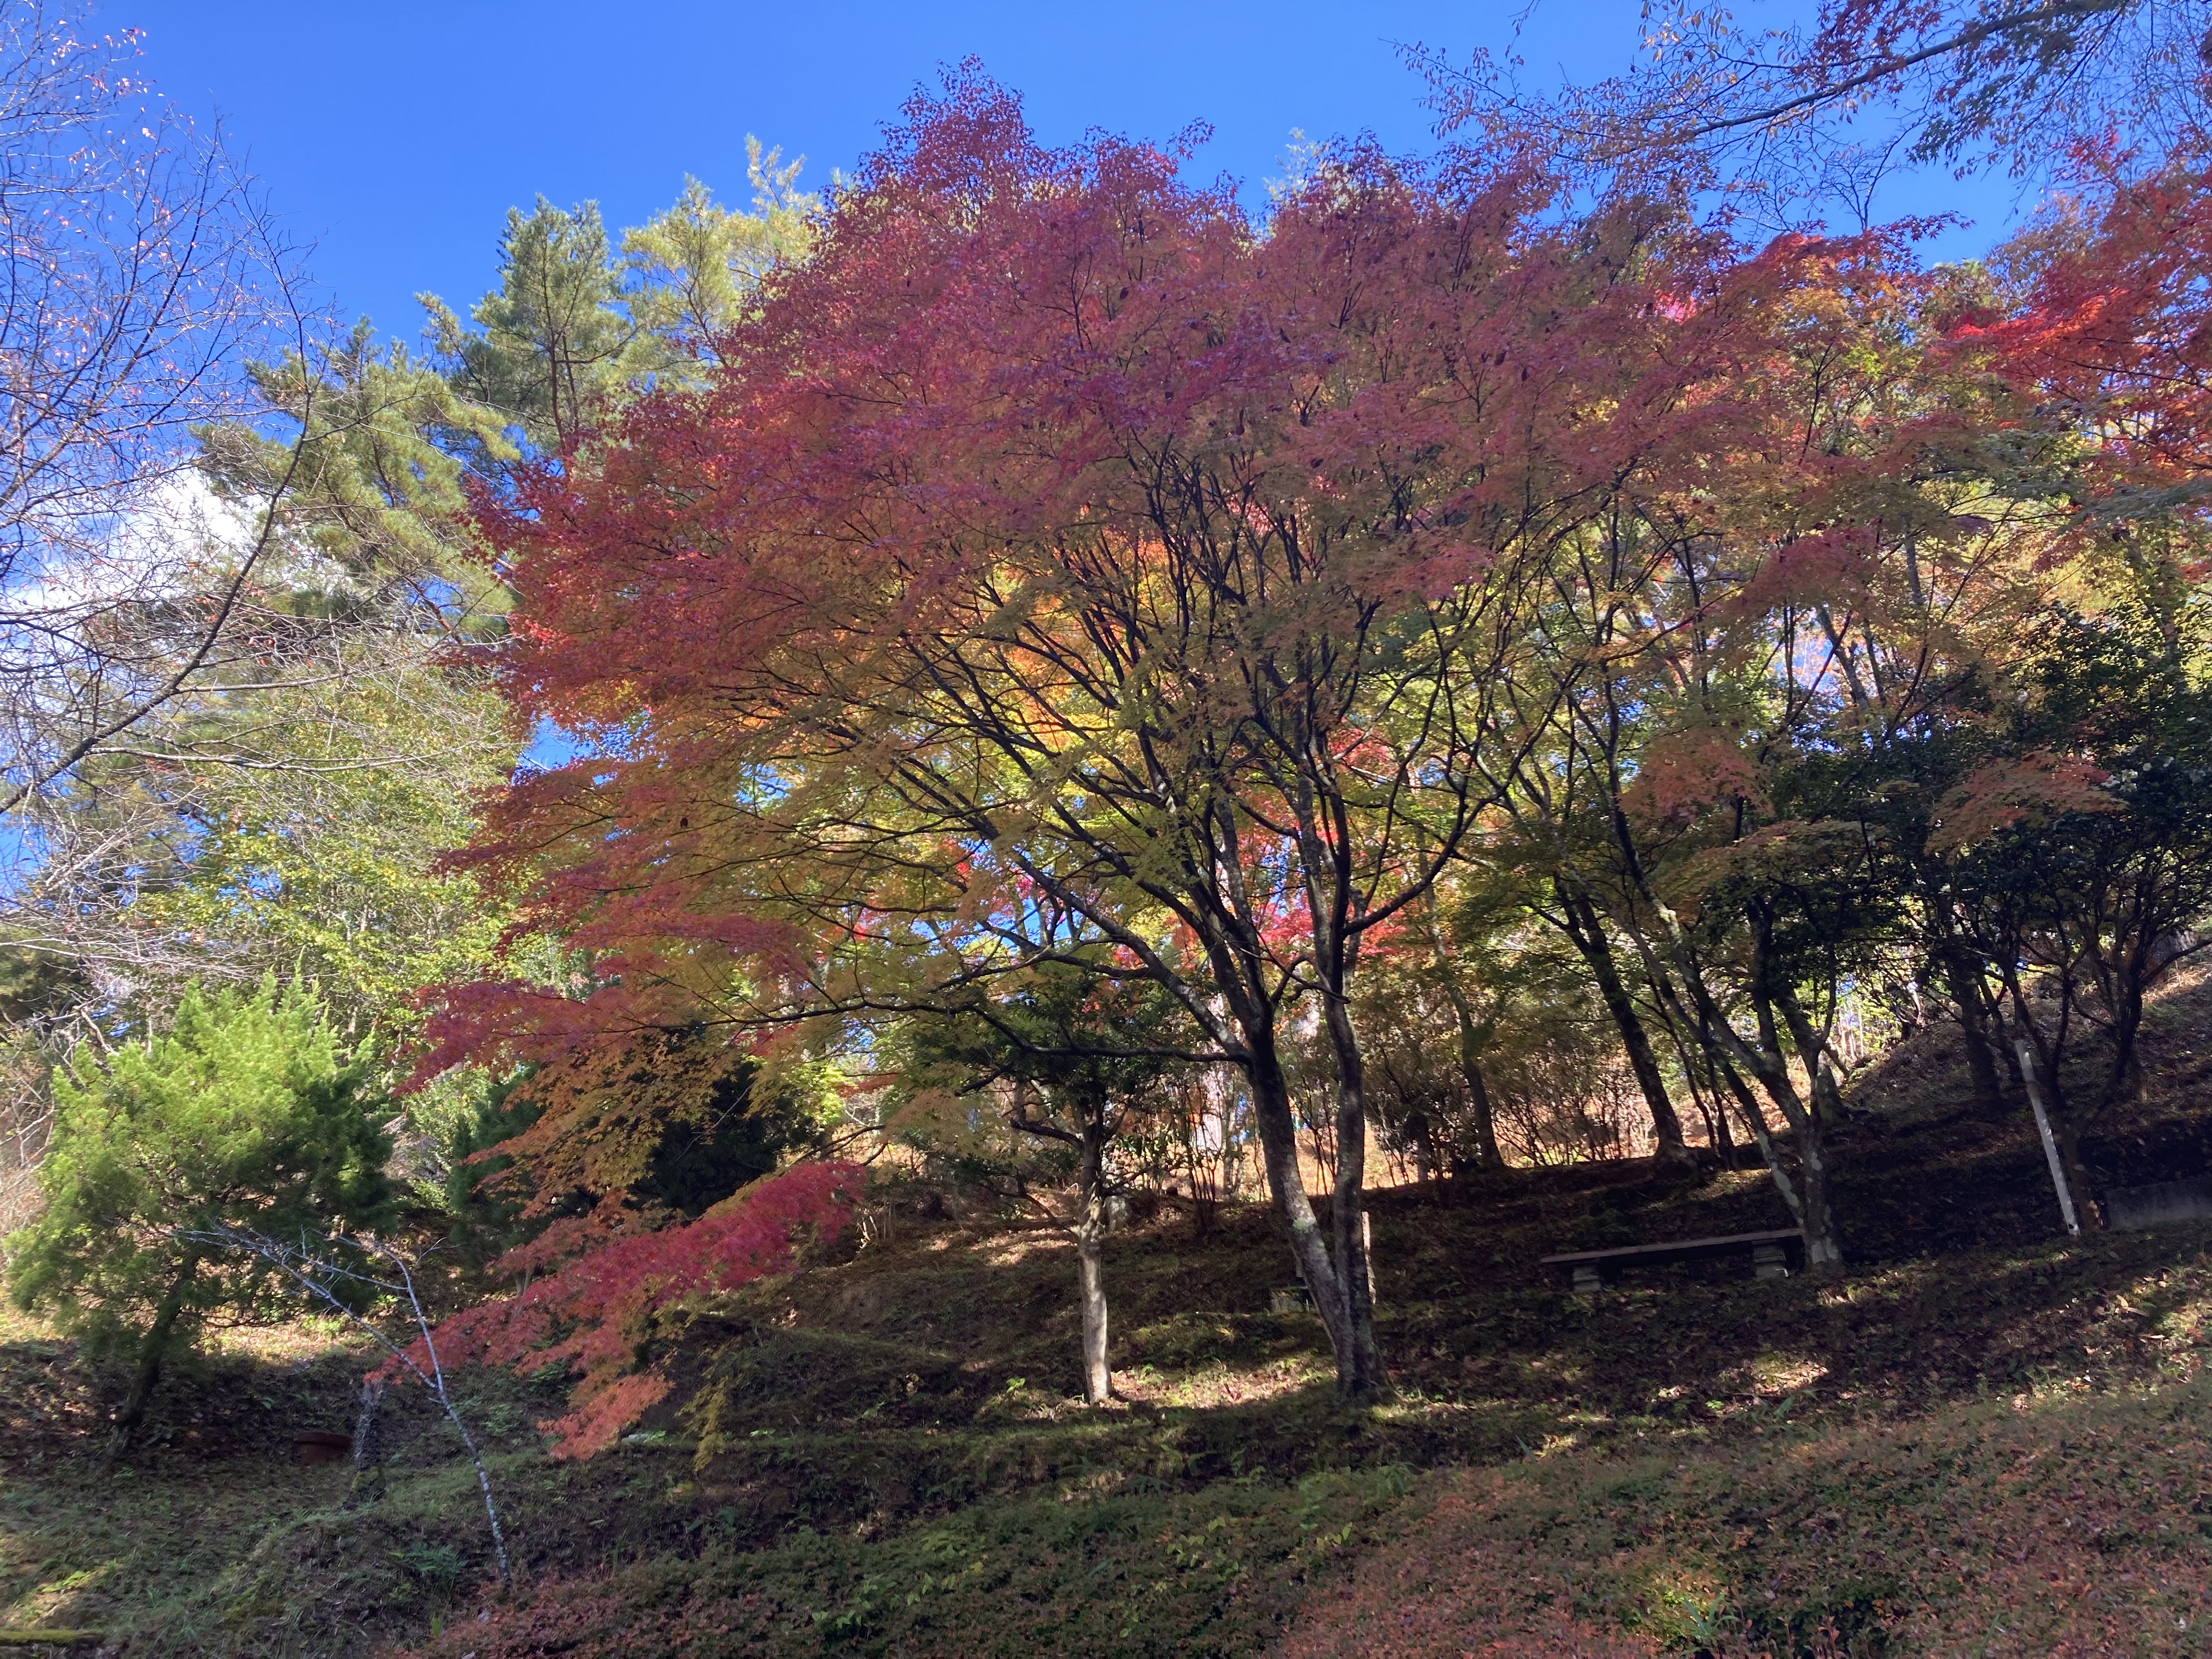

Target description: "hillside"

left=6, top=982, right=2212, bottom=1656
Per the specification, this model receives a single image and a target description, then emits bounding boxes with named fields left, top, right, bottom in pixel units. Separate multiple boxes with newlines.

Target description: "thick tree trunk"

left=1075, top=1231, right=1110, bottom=1402
left=1939, top=946, right=2006, bottom=1115
left=1556, top=883, right=1690, bottom=1165
left=1242, top=1042, right=1384, bottom=1400
left=1793, top=1122, right=1844, bottom=1268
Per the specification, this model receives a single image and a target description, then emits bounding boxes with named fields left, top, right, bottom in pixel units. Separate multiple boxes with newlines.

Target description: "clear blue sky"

left=119, top=1, right=2028, bottom=344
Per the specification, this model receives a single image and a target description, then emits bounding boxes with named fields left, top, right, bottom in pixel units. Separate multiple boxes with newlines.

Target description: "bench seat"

left=1541, top=1227, right=1804, bottom=1290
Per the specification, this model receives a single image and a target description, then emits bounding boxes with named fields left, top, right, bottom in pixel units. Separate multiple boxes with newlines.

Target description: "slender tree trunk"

left=1319, top=985, right=1386, bottom=1400
left=1709, top=1045, right=1842, bottom=1266
left=1556, top=882, right=1691, bottom=1165
left=1459, top=1054, right=1503, bottom=1170
left=2002, top=969, right=2114, bottom=1234
left=1074, top=1102, right=1113, bottom=1404
left=1423, top=887, right=1502, bottom=1167
left=1192, top=853, right=1383, bottom=1400
left=1745, top=972, right=1847, bottom=1269
left=1404, top=1108, right=1435, bottom=1191
left=1671, top=1025, right=1736, bottom=1167
left=108, top=1259, right=196, bottom=1462
left=2047, top=986, right=2147, bottom=1235
left=1636, top=925, right=1847, bottom=1270
left=345, top=1378, right=387, bottom=1508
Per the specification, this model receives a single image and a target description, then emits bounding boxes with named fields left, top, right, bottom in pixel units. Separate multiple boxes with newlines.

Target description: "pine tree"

left=620, top=141, right=815, bottom=370
left=5, top=980, right=393, bottom=1455
left=419, top=198, right=650, bottom=453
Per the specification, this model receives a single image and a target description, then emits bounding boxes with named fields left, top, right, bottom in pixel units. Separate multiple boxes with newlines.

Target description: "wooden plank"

left=1539, top=1228, right=1802, bottom=1267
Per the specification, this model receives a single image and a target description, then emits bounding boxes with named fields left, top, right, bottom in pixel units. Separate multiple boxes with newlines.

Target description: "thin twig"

left=170, top=1224, right=511, bottom=1589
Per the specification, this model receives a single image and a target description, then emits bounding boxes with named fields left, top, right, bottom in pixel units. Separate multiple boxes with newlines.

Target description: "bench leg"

left=1571, top=1265, right=1605, bottom=1293
left=1752, top=1243, right=1790, bottom=1280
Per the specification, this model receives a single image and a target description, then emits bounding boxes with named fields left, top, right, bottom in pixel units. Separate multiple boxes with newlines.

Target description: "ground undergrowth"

left=6, top=981, right=2212, bottom=1655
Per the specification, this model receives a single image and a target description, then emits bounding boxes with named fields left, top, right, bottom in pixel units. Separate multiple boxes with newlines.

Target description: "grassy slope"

left=5, top=977, right=2212, bottom=1655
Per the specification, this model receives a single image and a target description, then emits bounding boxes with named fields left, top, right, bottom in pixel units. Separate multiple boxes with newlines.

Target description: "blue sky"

left=120, top=1, right=2034, bottom=338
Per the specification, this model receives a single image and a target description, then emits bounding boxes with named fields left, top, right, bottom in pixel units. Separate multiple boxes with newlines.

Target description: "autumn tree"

left=1938, top=608, right=2212, bottom=1220
left=424, top=78, right=1798, bottom=1398
left=1455, top=223, right=2058, bottom=1266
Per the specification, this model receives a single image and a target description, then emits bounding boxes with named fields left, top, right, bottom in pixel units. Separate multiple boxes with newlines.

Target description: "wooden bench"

left=1541, top=1227, right=1804, bottom=1292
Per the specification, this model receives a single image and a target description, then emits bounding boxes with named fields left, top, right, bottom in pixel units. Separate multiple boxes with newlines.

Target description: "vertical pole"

left=2018, top=1043, right=2081, bottom=1238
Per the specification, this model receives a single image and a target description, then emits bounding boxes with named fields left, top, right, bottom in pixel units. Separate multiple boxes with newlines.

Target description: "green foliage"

left=888, top=961, right=1181, bottom=1186
left=137, top=745, right=513, bottom=1046
left=5, top=1005, right=2212, bottom=1653
left=202, top=317, right=520, bottom=586
left=462, top=1025, right=832, bottom=1231
left=631, top=1055, right=811, bottom=1218
left=4, top=979, right=394, bottom=1365
left=419, top=153, right=814, bottom=451
left=413, top=1463, right=1418, bottom=1659
left=390, top=1541, right=466, bottom=1599
left=619, top=142, right=816, bottom=370
left=420, top=198, right=650, bottom=453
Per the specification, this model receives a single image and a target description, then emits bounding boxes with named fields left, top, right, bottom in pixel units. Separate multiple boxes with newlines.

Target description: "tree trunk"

left=1556, top=882, right=1691, bottom=1165
left=1709, top=1045, right=1843, bottom=1266
left=107, top=1260, right=196, bottom=1462
left=1939, top=946, right=2006, bottom=1115
left=1193, top=860, right=1383, bottom=1400
left=1242, top=1042, right=1383, bottom=1400
left=1424, top=890, right=1502, bottom=1168
left=1074, top=1104, right=1113, bottom=1404
left=1457, top=1040, right=1504, bottom=1171
left=1404, top=1108, right=1435, bottom=1191
left=1747, top=975, right=1847, bottom=1269
left=345, top=1379, right=387, bottom=1508
left=1321, top=984, right=1387, bottom=1401
left=1680, top=1037, right=1736, bottom=1167
left=1793, top=1120, right=1844, bottom=1268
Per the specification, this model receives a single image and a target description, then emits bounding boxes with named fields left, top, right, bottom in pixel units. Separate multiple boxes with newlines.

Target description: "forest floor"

left=8, top=978, right=2212, bottom=1656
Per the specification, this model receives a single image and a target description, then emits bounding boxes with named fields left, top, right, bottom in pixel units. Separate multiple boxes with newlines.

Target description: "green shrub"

left=5, top=978, right=393, bottom=1450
